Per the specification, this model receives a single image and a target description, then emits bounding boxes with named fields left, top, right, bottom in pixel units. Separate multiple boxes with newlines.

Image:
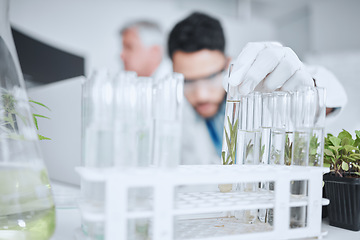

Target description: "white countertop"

left=49, top=181, right=360, bottom=240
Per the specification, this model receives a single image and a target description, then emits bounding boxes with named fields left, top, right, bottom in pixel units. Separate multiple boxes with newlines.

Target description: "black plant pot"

left=323, top=173, right=360, bottom=231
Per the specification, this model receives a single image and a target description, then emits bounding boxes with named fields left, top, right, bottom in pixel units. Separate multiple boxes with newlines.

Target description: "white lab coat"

left=180, top=99, right=220, bottom=165
left=152, top=58, right=173, bottom=80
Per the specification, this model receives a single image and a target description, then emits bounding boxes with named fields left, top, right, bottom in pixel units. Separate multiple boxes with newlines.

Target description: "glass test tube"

left=235, top=93, right=261, bottom=224
left=83, top=69, right=115, bottom=168
left=290, top=87, right=316, bottom=229
left=309, top=87, right=326, bottom=167
left=270, top=92, right=287, bottom=165
left=285, top=92, right=295, bottom=166
left=152, top=73, right=184, bottom=168
left=113, top=71, right=138, bottom=168
left=258, top=93, right=273, bottom=224
left=81, top=69, right=116, bottom=240
left=135, top=77, right=153, bottom=168
left=221, top=85, right=241, bottom=165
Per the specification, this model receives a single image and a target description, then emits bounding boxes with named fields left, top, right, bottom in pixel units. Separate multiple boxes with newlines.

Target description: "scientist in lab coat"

left=168, top=12, right=347, bottom=165
left=120, top=20, right=172, bottom=79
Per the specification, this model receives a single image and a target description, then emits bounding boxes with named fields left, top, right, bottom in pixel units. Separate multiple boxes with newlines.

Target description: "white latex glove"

left=223, top=42, right=314, bottom=95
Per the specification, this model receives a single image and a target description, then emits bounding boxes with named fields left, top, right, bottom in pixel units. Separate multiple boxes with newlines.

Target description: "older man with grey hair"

left=120, top=20, right=172, bottom=79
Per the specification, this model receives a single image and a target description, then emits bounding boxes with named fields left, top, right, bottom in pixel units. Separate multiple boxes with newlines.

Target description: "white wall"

left=310, top=0, right=360, bottom=54
left=9, top=0, right=276, bottom=75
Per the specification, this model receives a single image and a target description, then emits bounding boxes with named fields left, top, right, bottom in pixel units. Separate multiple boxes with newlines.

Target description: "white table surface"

left=50, top=182, right=360, bottom=240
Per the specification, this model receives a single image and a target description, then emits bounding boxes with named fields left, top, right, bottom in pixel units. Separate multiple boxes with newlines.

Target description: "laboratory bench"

left=49, top=181, right=360, bottom=240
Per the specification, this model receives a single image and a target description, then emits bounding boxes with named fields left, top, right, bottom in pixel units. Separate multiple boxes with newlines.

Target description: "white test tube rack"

left=76, top=165, right=329, bottom=240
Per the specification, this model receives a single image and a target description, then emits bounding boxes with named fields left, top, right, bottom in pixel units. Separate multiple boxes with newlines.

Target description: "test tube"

left=113, top=71, right=138, bottom=168
left=135, top=77, right=153, bottom=167
left=81, top=69, right=116, bottom=239
left=270, top=92, right=287, bottom=165
left=83, top=70, right=115, bottom=168
left=290, top=87, right=317, bottom=229
left=309, top=87, right=326, bottom=167
left=235, top=93, right=261, bottom=224
left=221, top=85, right=241, bottom=166
left=152, top=73, right=184, bottom=168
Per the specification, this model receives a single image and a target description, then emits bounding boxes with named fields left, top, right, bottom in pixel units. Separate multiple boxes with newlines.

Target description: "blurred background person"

left=120, top=20, right=172, bottom=79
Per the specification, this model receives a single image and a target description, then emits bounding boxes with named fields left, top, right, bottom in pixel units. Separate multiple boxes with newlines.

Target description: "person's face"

left=172, top=49, right=227, bottom=118
left=120, top=28, right=152, bottom=76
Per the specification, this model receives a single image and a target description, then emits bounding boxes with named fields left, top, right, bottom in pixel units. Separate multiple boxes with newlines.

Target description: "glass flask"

left=0, top=1, right=55, bottom=239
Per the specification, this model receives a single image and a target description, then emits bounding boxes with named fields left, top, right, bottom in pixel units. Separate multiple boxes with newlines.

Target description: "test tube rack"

left=76, top=165, right=329, bottom=240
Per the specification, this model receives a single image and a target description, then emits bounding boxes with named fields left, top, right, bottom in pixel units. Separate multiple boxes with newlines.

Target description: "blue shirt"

left=205, top=100, right=226, bottom=157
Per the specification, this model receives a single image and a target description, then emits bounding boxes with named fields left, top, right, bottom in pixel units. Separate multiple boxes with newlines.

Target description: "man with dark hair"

left=168, top=12, right=231, bottom=164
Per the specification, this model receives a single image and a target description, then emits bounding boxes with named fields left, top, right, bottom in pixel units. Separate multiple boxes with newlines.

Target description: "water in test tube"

left=152, top=73, right=184, bottom=168
left=113, top=71, right=138, bottom=168
left=221, top=85, right=241, bottom=166
left=235, top=93, right=261, bottom=224
left=309, top=87, right=326, bottom=167
left=258, top=93, right=273, bottom=223
left=135, top=77, right=153, bottom=167
left=290, top=87, right=316, bottom=228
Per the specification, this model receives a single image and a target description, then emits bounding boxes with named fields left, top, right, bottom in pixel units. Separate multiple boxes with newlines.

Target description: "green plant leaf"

left=227, top=116, right=233, bottom=134
left=353, top=172, right=360, bottom=176
left=224, top=128, right=231, bottom=150
left=33, top=115, right=39, bottom=130
left=222, top=151, right=226, bottom=165
left=324, top=149, right=335, bottom=158
left=354, top=138, right=360, bottom=146
left=329, top=136, right=341, bottom=147
left=29, top=99, right=51, bottom=111
left=344, top=145, right=359, bottom=153
left=341, top=137, right=352, bottom=146
left=341, top=161, right=349, bottom=171
left=33, top=114, right=50, bottom=120
left=38, top=134, right=51, bottom=140
left=338, top=129, right=352, bottom=140
left=355, top=130, right=360, bottom=139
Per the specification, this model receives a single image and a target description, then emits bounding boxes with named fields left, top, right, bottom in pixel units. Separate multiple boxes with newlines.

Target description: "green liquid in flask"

left=0, top=164, right=56, bottom=240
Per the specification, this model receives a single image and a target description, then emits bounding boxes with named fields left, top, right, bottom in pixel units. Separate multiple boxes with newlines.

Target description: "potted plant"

left=323, top=129, right=360, bottom=231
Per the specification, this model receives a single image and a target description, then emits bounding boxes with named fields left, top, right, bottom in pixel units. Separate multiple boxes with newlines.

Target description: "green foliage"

left=324, top=129, right=360, bottom=177
left=222, top=116, right=238, bottom=165
left=30, top=99, right=51, bottom=140
left=0, top=89, right=51, bottom=141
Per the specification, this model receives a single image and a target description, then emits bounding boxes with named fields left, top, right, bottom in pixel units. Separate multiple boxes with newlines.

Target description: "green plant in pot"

left=323, top=129, right=360, bottom=231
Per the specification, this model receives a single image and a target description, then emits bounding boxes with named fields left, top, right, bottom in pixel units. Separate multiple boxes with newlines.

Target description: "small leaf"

left=33, top=114, right=50, bottom=120
left=33, top=115, right=39, bottom=130
left=222, top=151, right=226, bottom=165
left=341, top=137, right=351, bottom=146
left=329, top=136, right=341, bottom=147
left=342, top=161, right=349, bottom=171
left=29, top=99, right=51, bottom=111
left=224, top=128, right=231, bottom=151
left=38, top=134, right=51, bottom=140
left=355, top=130, right=360, bottom=139
left=344, top=145, right=358, bottom=153
left=353, top=172, right=360, bottom=176
left=338, top=129, right=352, bottom=140
left=227, top=116, right=233, bottom=134
left=324, top=149, right=335, bottom=158
left=354, top=138, right=360, bottom=147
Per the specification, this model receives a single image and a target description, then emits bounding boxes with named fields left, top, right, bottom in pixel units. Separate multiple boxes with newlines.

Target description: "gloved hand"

left=223, top=42, right=314, bottom=95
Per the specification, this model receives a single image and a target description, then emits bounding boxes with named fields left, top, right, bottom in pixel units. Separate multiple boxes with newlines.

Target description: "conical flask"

left=0, top=1, right=56, bottom=239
